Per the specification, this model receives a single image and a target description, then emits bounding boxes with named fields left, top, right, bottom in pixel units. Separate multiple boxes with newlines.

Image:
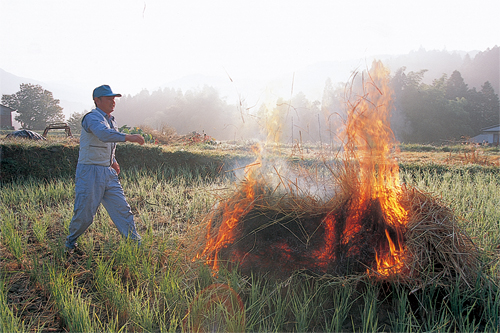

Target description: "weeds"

left=94, top=257, right=130, bottom=327
left=0, top=279, right=27, bottom=332
left=360, top=283, right=379, bottom=332
left=32, top=210, right=50, bottom=243
left=324, top=279, right=355, bottom=332
left=483, top=281, right=500, bottom=330
left=48, top=266, right=95, bottom=332
left=0, top=211, right=25, bottom=263
left=388, top=284, right=416, bottom=332
left=0, top=162, right=499, bottom=331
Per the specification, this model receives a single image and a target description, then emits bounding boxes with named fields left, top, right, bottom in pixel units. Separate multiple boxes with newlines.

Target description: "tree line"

left=389, top=69, right=499, bottom=143
left=2, top=65, right=498, bottom=145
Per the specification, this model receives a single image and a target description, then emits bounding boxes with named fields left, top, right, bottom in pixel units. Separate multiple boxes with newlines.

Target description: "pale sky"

left=1, top=0, right=499, bottom=100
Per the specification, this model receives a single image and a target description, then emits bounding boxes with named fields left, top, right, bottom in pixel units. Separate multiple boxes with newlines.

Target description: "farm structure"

left=470, top=124, right=500, bottom=146
left=42, top=122, right=72, bottom=137
left=0, top=104, right=16, bottom=129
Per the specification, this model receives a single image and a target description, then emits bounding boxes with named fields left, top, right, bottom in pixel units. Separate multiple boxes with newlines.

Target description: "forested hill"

left=384, top=46, right=499, bottom=94
left=112, top=47, right=499, bottom=144
left=2, top=46, right=498, bottom=144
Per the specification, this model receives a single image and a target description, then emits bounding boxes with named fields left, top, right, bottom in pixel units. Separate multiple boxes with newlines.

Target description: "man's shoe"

left=65, top=243, right=83, bottom=255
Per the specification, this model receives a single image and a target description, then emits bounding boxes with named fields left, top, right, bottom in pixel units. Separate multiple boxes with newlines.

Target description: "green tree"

left=290, top=92, right=322, bottom=143
left=321, top=77, right=346, bottom=142
left=479, top=81, right=500, bottom=127
left=445, top=70, right=468, bottom=100
left=391, top=68, right=427, bottom=142
left=465, top=81, right=500, bottom=134
left=390, top=67, right=428, bottom=140
left=465, top=87, right=484, bottom=134
left=1, top=83, right=64, bottom=130
left=67, top=110, right=88, bottom=133
left=392, top=69, right=473, bottom=143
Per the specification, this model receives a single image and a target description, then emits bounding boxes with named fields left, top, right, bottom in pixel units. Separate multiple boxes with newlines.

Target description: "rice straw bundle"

left=193, top=170, right=482, bottom=289
left=193, top=61, right=483, bottom=288
left=401, top=186, right=480, bottom=289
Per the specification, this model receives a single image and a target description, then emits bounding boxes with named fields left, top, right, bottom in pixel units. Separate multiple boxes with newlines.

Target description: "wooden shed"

left=0, top=104, right=16, bottom=129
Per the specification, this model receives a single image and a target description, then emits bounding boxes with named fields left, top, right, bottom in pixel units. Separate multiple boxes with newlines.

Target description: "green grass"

left=0, top=279, right=27, bottom=332
left=399, top=142, right=500, bottom=154
left=0, top=159, right=499, bottom=331
left=400, top=170, right=500, bottom=252
left=47, top=266, right=95, bottom=332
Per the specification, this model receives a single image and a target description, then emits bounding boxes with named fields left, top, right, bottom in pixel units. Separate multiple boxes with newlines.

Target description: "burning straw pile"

left=194, top=61, right=480, bottom=288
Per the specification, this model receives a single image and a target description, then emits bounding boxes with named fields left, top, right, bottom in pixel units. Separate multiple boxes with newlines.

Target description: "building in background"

left=0, top=104, right=16, bottom=129
left=470, top=124, right=500, bottom=146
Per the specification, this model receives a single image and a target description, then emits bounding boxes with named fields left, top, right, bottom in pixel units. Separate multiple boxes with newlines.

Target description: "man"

left=65, top=84, right=145, bottom=252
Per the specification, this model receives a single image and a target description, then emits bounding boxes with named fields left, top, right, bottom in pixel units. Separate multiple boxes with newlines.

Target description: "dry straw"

left=193, top=168, right=482, bottom=288
left=401, top=186, right=480, bottom=289
left=193, top=61, right=484, bottom=289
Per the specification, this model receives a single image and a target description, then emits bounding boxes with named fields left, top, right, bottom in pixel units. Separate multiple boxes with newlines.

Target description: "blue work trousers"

left=65, top=164, right=141, bottom=248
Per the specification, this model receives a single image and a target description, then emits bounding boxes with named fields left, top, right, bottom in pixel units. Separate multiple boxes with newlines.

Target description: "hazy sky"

left=1, top=0, right=498, bottom=98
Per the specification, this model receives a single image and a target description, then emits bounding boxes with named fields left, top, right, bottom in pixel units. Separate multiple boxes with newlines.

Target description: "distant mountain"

left=163, top=73, right=246, bottom=102
left=160, top=47, right=499, bottom=106
left=382, top=46, right=499, bottom=93
left=275, top=58, right=368, bottom=101
left=2, top=46, right=498, bottom=127
left=1, top=68, right=46, bottom=95
left=0, top=68, right=92, bottom=120
left=161, top=58, right=367, bottom=105
left=460, top=46, right=499, bottom=93
left=290, top=47, right=499, bottom=99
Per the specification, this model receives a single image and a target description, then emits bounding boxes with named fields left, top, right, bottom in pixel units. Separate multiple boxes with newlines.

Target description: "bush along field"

left=1, top=142, right=500, bottom=332
left=0, top=140, right=255, bottom=183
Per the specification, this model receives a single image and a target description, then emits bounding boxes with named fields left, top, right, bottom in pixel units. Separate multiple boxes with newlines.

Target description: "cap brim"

left=96, top=93, right=122, bottom=98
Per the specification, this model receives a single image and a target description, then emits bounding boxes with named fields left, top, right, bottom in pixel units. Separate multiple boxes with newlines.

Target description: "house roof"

left=0, top=104, right=16, bottom=112
left=481, top=124, right=500, bottom=132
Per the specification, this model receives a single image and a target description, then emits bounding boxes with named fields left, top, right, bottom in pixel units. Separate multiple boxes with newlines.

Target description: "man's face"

left=95, top=96, right=116, bottom=115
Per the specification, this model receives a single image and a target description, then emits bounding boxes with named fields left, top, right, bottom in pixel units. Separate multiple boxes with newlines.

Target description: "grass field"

left=1, top=141, right=499, bottom=332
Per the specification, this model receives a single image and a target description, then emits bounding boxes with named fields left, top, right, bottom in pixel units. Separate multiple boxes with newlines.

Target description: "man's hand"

left=125, top=134, right=145, bottom=145
left=111, top=161, right=121, bottom=175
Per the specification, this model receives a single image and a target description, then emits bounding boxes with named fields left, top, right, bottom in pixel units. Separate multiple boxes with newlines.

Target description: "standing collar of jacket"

left=95, top=107, right=115, bottom=122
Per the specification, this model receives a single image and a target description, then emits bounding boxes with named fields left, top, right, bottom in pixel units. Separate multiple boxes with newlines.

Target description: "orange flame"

left=197, top=144, right=262, bottom=271
left=198, top=61, right=409, bottom=278
left=311, top=214, right=336, bottom=267
left=342, top=60, right=408, bottom=275
left=375, top=229, right=405, bottom=276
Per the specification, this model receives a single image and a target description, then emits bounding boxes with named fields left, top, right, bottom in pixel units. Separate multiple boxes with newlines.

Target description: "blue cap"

left=92, top=85, right=122, bottom=99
